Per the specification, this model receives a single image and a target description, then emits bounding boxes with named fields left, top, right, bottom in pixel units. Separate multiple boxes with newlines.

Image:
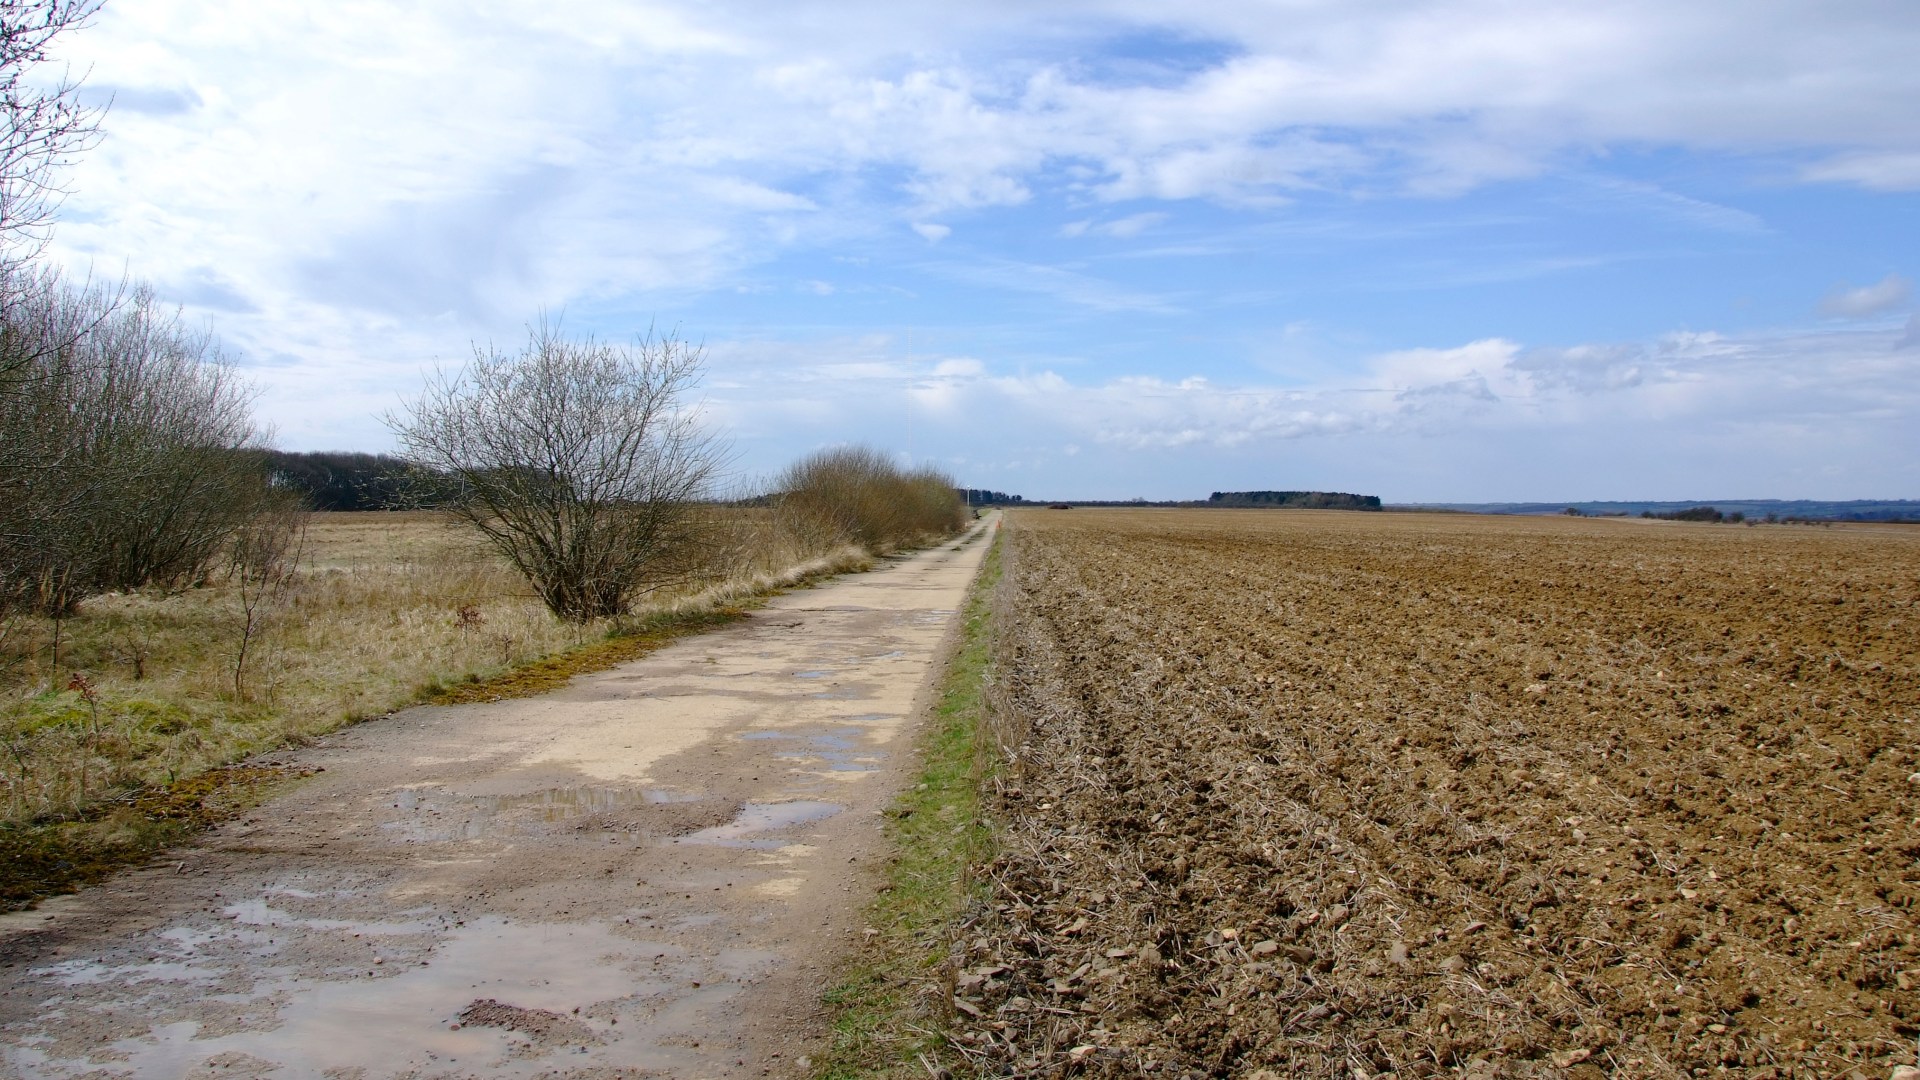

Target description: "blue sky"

left=43, top=0, right=1920, bottom=501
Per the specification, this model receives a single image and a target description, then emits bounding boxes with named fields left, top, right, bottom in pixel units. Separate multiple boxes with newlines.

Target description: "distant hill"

left=1398, top=499, right=1920, bottom=523
left=1209, top=490, right=1382, bottom=510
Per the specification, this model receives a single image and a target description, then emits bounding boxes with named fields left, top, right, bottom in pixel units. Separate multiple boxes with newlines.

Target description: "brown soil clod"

left=458, top=999, right=603, bottom=1048
left=950, top=508, right=1920, bottom=1079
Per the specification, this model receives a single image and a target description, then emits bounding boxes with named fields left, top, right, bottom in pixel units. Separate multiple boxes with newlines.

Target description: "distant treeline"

left=1020, top=491, right=1382, bottom=509
left=266, top=450, right=425, bottom=511
left=1421, top=499, right=1920, bottom=523
left=266, top=454, right=1031, bottom=516
left=1640, top=506, right=1742, bottom=523
left=1208, top=490, right=1382, bottom=510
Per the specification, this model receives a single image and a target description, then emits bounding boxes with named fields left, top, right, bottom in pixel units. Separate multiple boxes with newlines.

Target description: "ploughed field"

left=959, top=509, right=1918, bottom=1078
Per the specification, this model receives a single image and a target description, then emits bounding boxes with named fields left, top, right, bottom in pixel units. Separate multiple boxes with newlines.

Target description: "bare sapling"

left=229, top=498, right=308, bottom=701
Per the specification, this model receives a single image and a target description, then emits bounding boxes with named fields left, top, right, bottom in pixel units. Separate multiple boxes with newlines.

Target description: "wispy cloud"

left=1821, top=273, right=1912, bottom=318
left=924, top=257, right=1183, bottom=314
left=1803, top=152, right=1920, bottom=192
left=1573, top=176, right=1766, bottom=234
left=1060, top=212, right=1169, bottom=239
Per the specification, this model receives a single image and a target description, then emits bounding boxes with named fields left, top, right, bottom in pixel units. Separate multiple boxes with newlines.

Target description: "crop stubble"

left=956, top=509, right=1918, bottom=1077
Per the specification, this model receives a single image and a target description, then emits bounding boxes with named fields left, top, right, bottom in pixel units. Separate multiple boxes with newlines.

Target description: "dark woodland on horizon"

left=263, top=453, right=1920, bottom=521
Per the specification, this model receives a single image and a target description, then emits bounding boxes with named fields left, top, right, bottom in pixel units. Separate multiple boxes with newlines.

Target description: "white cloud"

left=1061, top=212, right=1170, bottom=239
left=1821, top=273, right=1913, bottom=318
left=932, top=358, right=984, bottom=377
left=677, top=315, right=1920, bottom=499
left=926, top=257, right=1182, bottom=313
left=1803, top=152, right=1920, bottom=192
left=1372, top=339, right=1521, bottom=394
left=29, top=0, right=1920, bottom=492
left=702, top=319, right=1911, bottom=456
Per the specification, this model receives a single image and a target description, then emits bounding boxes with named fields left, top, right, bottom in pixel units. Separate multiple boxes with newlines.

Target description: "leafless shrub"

left=775, top=445, right=966, bottom=553
left=388, top=322, right=727, bottom=623
left=0, top=272, right=272, bottom=615
left=228, top=495, right=308, bottom=701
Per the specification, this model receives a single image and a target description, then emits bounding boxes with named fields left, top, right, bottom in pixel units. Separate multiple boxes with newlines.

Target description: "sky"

left=38, top=0, right=1920, bottom=501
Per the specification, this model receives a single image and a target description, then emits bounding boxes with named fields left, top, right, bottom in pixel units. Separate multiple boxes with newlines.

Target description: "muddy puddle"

left=736, top=727, right=880, bottom=772
left=15, top=913, right=776, bottom=1077
left=678, top=801, right=844, bottom=849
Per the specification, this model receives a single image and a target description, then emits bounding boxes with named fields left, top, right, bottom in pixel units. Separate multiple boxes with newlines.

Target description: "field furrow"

left=956, top=509, right=1919, bottom=1078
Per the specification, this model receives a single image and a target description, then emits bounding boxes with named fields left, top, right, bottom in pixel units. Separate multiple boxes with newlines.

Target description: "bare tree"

left=389, top=323, right=726, bottom=622
left=0, top=272, right=271, bottom=615
left=0, top=0, right=106, bottom=278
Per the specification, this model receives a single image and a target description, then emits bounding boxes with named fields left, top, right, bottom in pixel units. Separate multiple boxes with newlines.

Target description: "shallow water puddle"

left=25, top=916, right=775, bottom=1078
left=680, top=801, right=844, bottom=848
left=807, top=686, right=866, bottom=700
left=738, top=727, right=882, bottom=773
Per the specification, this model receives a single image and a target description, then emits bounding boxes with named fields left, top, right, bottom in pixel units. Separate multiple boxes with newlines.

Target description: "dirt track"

left=0, top=515, right=995, bottom=1079
left=958, top=509, right=1918, bottom=1078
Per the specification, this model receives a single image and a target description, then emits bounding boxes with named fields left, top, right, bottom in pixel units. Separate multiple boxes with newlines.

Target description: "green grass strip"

left=813, top=529, right=1003, bottom=1079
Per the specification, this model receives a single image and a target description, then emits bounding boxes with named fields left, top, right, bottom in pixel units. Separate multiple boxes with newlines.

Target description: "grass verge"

left=0, top=544, right=878, bottom=910
left=0, top=764, right=315, bottom=907
left=812, top=527, right=1002, bottom=1078
left=426, top=606, right=751, bottom=705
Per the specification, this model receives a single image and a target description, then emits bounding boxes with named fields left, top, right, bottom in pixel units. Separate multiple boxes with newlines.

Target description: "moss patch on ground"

left=425, top=605, right=752, bottom=705
left=0, top=764, right=315, bottom=907
left=812, top=530, right=1002, bottom=1079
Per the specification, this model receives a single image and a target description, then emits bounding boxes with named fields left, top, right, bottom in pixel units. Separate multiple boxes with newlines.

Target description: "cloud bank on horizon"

left=42, top=0, right=1920, bottom=501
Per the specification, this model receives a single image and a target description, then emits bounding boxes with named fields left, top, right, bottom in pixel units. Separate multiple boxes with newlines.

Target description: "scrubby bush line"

left=775, top=445, right=968, bottom=554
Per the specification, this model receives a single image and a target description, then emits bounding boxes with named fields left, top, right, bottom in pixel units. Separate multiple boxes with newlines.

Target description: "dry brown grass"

left=0, top=508, right=865, bottom=832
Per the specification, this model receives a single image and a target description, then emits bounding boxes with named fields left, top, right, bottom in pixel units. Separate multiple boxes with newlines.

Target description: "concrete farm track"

left=0, top=514, right=997, bottom=1079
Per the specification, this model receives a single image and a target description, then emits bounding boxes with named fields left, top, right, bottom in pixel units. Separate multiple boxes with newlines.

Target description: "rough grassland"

left=952, top=509, right=1917, bottom=1078
left=1, top=510, right=869, bottom=907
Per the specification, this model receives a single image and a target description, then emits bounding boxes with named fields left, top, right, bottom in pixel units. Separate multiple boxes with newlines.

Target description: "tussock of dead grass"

left=0, top=511, right=877, bottom=908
